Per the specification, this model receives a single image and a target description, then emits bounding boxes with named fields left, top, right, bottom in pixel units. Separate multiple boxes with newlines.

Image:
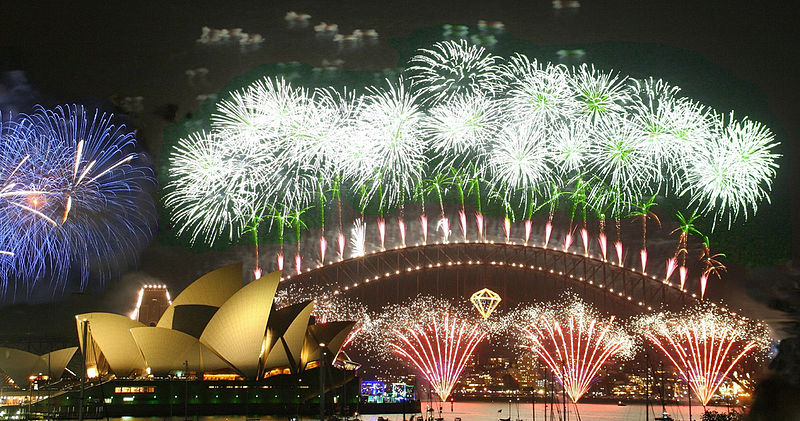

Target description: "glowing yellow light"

left=470, top=288, right=502, bottom=319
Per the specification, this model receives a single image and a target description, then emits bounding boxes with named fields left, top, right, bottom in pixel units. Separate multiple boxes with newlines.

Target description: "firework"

left=516, top=296, right=635, bottom=403
left=350, top=219, right=366, bottom=257
left=501, top=54, right=579, bottom=124
left=161, top=43, right=781, bottom=284
left=636, top=304, right=771, bottom=406
left=407, top=40, right=501, bottom=104
left=391, top=313, right=486, bottom=401
left=569, top=64, right=631, bottom=125
left=349, top=79, right=427, bottom=214
left=524, top=219, right=532, bottom=244
left=628, top=78, right=715, bottom=193
left=422, top=93, right=500, bottom=170
left=398, top=216, right=407, bottom=247
left=0, top=105, right=155, bottom=296
left=486, top=122, right=557, bottom=212
left=684, top=114, right=779, bottom=228
left=164, top=131, right=266, bottom=246
left=585, top=118, right=659, bottom=215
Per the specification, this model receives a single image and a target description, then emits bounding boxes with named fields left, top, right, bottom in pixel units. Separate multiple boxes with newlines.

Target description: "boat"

left=654, top=412, right=674, bottom=421
left=617, top=401, right=627, bottom=406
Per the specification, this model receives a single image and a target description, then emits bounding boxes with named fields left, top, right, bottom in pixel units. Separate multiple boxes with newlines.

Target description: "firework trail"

left=580, top=227, right=590, bottom=255
left=319, top=236, right=327, bottom=263
left=597, top=232, right=608, bottom=260
left=515, top=295, right=635, bottom=403
left=524, top=219, right=532, bottom=244
left=544, top=221, right=553, bottom=248
left=337, top=232, right=346, bottom=259
left=350, top=219, right=366, bottom=257
left=563, top=230, right=573, bottom=251
left=377, top=217, right=386, bottom=249
left=0, top=105, right=155, bottom=297
left=458, top=209, right=468, bottom=241
left=420, top=214, right=428, bottom=244
left=636, top=304, right=771, bottom=406
left=475, top=212, right=484, bottom=240
left=398, top=216, right=406, bottom=247
left=436, top=217, right=451, bottom=242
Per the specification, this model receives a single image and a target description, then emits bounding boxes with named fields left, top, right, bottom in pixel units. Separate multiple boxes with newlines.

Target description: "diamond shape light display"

left=470, top=288, right=502, bottom=319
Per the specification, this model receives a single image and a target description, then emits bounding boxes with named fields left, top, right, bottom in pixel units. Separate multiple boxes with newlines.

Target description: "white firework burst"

left=164, top=131, right=271, bottom=246
left=350, top=79, right=427, bottom=211
left=407, top=39, right=502, bottom=104
left=570, top=64, right=631, bottom=125
left=275, top=88, right=359, bottom=180
left=421, top=93, right=503, bottom=170
left=548, top=122, right=592, bottom=177
left=212, top=77, right=309, bottom=147
left=501, top=54, right=580, bottom=124
left=163, top=41, right=782, bottom=253
left=585, top=118, right=660, bottom=215
left=629, top=78, right=715, bottom=193
left=486, top=121, right=558, bottom=211
left=685, top=113, right=779, bottom=228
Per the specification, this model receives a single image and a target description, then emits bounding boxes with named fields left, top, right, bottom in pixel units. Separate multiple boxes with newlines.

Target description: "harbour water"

left=357, top=401, right=736, bottom=421
left=111, top=402, right=739, bottom=421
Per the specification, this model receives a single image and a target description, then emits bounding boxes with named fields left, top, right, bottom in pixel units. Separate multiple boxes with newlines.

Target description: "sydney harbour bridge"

left=281, top=237, right=700, bottom=316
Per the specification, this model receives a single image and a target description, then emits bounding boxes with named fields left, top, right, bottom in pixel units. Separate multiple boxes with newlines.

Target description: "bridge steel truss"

left=283, top=242, right=698, bottom=312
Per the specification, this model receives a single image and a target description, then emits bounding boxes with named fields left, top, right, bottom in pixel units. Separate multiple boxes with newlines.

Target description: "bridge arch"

left=281, top=241, right=699, bottom=313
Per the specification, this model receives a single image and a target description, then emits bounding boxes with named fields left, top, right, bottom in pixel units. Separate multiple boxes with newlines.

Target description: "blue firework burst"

left=0, top=105, right=156, bottom=299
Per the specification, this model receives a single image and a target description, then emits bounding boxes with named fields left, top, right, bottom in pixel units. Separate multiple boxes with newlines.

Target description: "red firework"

left=638, top=304, right=770, bottom=406
left=518, top=298, right=633, bottom=403
left=391, top=314, right=486, bottom=401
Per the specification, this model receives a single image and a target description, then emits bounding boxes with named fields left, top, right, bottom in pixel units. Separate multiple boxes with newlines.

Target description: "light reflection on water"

left=117, top=401, right=741, bottom=421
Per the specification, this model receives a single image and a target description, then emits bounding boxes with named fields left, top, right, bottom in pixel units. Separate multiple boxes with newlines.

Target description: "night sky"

left=0, top=1, right=796, bottom=336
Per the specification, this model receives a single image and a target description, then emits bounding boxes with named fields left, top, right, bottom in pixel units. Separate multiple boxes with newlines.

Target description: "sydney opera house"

left=1, top=263, right=359, bottom=417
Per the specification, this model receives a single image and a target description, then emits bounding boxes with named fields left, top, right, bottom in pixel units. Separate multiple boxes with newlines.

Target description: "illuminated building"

left=0, top=347, right=77, bottom=388
left=26, top=263, right=359, bottom=417
left=76, top=263, right=354, bottom=379
left=132, top=284, right=171, bottom=326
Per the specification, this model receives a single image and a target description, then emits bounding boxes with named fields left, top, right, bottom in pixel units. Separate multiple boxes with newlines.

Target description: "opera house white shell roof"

left=75, top=265, right=354, bottom=380
left=0, top=347, right=77, bottom=387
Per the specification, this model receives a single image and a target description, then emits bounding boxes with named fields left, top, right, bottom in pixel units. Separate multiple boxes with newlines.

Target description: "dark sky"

left=0, top=1, right=796, bottom=332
